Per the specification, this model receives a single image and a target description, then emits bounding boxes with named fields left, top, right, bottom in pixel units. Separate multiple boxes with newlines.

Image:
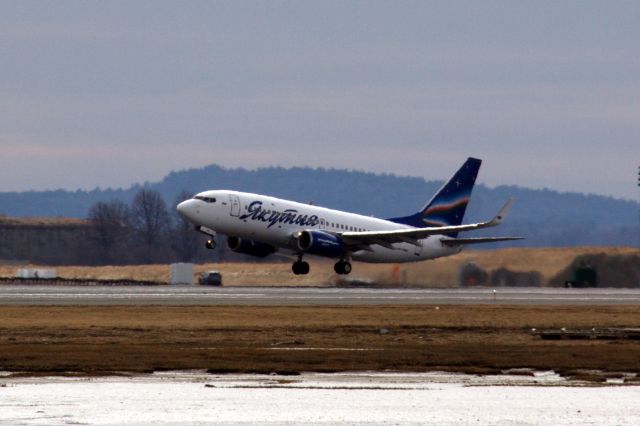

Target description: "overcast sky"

left=1, top=1, right=638, bottom=199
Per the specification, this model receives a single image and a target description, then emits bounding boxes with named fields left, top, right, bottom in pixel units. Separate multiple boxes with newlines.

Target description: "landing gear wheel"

left=205, top=239, right=216, bottom=249
left=334, top=261, right=352, bottom=275
left=292, top=261, right=310, bottom=275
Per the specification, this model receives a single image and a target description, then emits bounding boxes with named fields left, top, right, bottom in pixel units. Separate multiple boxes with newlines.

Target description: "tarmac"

left=1, top=285, right=640, bottom=305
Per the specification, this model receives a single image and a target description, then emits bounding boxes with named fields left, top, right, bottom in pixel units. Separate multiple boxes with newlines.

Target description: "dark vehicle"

left=199, top=271, right=222, bottom=286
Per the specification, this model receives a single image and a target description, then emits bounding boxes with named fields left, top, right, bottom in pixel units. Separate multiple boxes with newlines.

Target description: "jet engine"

left=227, top=236, right=277, bottom=258
left=296, top=230, right=344, bottom=258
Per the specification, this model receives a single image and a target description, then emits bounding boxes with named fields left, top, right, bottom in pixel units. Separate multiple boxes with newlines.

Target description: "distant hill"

left=0, top=164, right=638, bottom=247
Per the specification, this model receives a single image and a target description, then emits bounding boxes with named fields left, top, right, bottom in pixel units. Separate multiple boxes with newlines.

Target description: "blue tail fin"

left=387, top=157, right=481, bottom=232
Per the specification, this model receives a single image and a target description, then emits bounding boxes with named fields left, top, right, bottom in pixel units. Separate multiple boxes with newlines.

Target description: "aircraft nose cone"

left=177, top=199, right=198, bottom=221
left=176, top=200, right=187, bottom=214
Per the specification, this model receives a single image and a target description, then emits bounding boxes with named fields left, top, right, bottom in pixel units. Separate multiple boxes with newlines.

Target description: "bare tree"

left=171, top=190, right=200, bottom=262
left=87, top=199, right=131, bottom=264
left=130, top=188, right=171, bottom=261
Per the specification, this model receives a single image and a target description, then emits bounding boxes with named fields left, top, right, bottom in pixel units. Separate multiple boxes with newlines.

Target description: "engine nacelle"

left=227, top=236, right=276, bottom=258
left=296, top=230, right=344, bottom=258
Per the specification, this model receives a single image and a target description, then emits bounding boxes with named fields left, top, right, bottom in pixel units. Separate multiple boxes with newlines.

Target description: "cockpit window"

left=194, top=196, right=216, bottom=203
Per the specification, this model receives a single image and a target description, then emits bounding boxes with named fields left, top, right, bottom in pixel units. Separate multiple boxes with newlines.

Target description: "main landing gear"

left=334, top=260, right=352, bottom=275
left=292, top=257, right=310, bottom=275
left=291, top=258, right=352, bottom=275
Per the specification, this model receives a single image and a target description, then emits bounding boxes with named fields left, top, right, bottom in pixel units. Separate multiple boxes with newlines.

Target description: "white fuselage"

left=178, top=190, right=462, bottom=263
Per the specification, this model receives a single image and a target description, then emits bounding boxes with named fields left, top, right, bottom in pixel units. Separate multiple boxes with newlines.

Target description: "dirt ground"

left=1, top=305, right=639, bottom=380
left=1, top=247, right=638, bottom=286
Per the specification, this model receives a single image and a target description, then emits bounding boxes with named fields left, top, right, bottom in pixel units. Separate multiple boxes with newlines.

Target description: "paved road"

left=1, top=285, right=639, bottom=305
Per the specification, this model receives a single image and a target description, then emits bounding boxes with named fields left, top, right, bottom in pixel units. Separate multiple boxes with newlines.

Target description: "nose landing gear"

left=197, top=226, right=217, bottom=250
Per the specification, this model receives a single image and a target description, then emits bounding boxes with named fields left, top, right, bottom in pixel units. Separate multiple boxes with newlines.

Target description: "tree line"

left=87, top=188, right=225, bottom=264
left=2, top=164, right=638, bottom=247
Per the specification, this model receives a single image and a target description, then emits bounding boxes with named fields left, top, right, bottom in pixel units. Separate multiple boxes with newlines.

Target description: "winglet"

left=488, top=198, right=514, bottom=227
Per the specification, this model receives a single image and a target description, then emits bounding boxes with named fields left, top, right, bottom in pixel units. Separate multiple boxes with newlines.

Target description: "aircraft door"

left=229, top=194, right=241, bottom=217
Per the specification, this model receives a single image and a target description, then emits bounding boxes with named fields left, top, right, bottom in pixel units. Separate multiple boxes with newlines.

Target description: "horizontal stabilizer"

left=441, top=236, right=524, bottom=247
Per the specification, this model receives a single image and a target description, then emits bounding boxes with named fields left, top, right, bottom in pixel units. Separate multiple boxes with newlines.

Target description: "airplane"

left=176, top=157, right=522, bottom=275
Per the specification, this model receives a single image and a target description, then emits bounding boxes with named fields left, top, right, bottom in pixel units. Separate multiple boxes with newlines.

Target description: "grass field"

left=2, top=247, right=638, bottom=379
left=1, top=247, right=638, bottom=286
left=1, top=304, right=640, bottom=381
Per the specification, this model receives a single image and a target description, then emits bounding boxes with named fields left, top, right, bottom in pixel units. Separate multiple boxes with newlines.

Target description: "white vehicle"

left=177, top=158, right=521, bottom=275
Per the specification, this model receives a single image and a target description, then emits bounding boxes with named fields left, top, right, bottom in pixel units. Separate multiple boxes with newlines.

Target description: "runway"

left=1, top=285, right=639, bottom=305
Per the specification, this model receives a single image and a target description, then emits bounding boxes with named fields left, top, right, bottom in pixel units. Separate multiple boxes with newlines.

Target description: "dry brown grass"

left=1, top=247, right=638, bottom=286
left=1, top=305, right=639, bottom=377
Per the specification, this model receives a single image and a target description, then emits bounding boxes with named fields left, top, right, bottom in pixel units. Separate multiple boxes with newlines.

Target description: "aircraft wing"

left=440, top=236, right=524, bottom=246
left=339, top=198, right=517, bottom=249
